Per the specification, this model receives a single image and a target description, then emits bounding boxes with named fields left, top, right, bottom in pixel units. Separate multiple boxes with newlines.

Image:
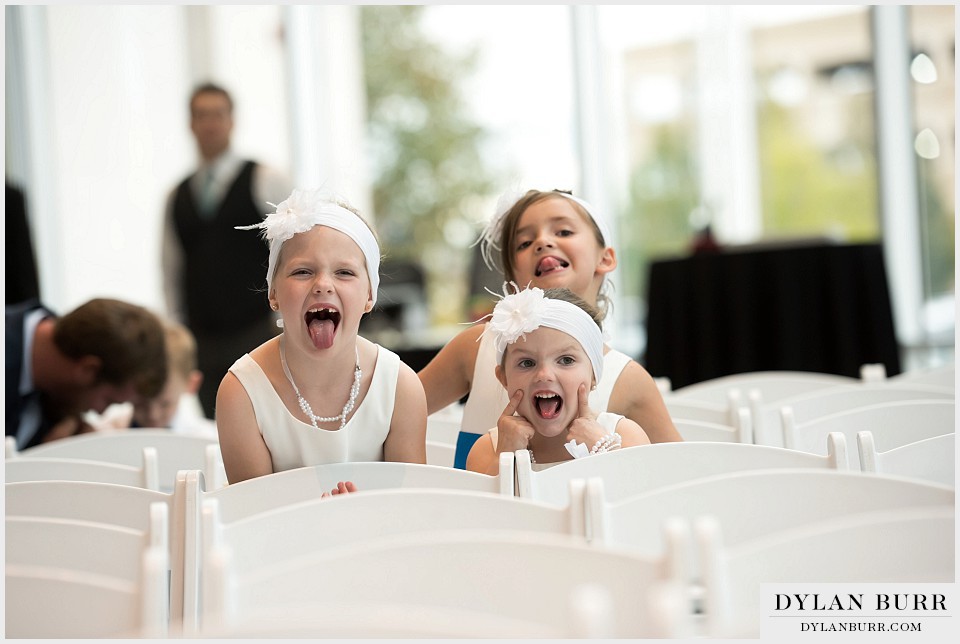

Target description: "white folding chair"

left=192, top=484, right=589, bottom=633
left=516, top=435, right=848, bottom=507
left=426, top=402, right=465, bottom=446
left=11, top=429, right=225, bottom=492
left=781, top=399, right=954, bottom=455
left=888, top=362, right=955, bottom=389
left=665, top=388, right=746, bottom=427
left=698, top=506, right=956, bottom=637
left=585, top=468, right=954, bottom=555
left=673, top=407, right=753, bottom=444
left=752, top=384, right=954, bottom=447
left=669, top=370, right=857, bottom=406
left=5, top=446, right=160, bottom=490
left=858, top=431, right=955, bottom=487
left=426, top=439, right=456, bottom=467
left=179, top=453, right=515, bottom=633
left=5, top=502, right=170, bottom=638
left=5, top=479, right=186, bottom=630
left=202, top=529, right=692, bottom=638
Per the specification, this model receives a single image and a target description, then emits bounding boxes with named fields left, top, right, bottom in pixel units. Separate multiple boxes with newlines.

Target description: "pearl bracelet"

left=590, top=432, right=622, bottom=455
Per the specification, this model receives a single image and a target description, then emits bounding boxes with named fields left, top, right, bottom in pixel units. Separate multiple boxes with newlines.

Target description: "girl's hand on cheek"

left=497, top=388, right=535, bottom=453
left=565, top=383, right=605, bottom=448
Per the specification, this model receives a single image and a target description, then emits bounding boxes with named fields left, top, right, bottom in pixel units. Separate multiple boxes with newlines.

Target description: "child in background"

left=466, top=286, right=650, bottom=474
left=133, top=320, right=215, bottom=437
left=83, top=318, right=215, bottom=437
left=216, top=188, right=426, bottom=484
left=418, top=188, right=681, bottom=468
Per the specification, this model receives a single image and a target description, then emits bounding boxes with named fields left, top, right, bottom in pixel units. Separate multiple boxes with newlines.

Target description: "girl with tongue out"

left=418, top=189, right=681, bottom=469
left=215, top=189, right=427, bottom=484
left=465, top=286, right=650, bottom=475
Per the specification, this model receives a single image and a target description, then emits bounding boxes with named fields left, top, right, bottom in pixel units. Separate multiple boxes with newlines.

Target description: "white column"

left=696, top=6, right=762, bottom=243
left=282, top=5, right=372, bottom=218
left=872, top=6, right=924, bottom=347
left=5, top=6, right=66, bottom=307
left=570, top=5, right=631, bottom=350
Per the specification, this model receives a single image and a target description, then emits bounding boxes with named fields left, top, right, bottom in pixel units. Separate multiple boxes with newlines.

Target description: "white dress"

left=461, top=325, right=633, bottom=435
left=228, top=344, right=400, bottom=473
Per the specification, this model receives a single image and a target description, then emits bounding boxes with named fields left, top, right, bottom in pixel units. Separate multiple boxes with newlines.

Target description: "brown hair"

left=53, top=298, right=168, bottom=398
left=542, top=288, right=603, bottom=330
left=498, top=190, right=611, bottom=320
left=189, top=82, right=233, bottom=114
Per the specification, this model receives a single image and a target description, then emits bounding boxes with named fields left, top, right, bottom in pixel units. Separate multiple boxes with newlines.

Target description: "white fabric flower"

left=236, top=188, right=336, bottom=243
left=487, top=284, right=547, bottom=356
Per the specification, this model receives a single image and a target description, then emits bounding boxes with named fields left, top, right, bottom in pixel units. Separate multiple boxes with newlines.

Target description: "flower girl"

left=216, top=188, right=426, bottom=484
left=466, top=285, right=650, bottom=475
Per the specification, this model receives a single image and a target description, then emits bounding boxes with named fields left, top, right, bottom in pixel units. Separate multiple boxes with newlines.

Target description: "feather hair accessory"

left=484, top=282, right=604, bottom=382
left=236, top=188, right=381, bottom=305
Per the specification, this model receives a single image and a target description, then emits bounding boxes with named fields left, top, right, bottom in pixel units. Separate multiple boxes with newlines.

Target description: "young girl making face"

left=466, top=287, right=650, bottom=475
left=419, top=189, right=681, bottom=468
left=216, top=189, right=427, bottom=484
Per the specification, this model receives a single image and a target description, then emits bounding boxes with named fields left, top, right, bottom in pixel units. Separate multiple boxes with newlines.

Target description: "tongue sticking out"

left=535, top=395, right=562, bottom=419
left=536, top=257, right=565, bottom=276
left=308, top=318, right=336, bottom=350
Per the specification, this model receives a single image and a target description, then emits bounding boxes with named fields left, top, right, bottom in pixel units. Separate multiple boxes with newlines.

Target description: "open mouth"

left=535, top=256, right=569, bottom=277
left=306, top=307, right=340, bottom=350
left=533, top=392, right=563, bottom=419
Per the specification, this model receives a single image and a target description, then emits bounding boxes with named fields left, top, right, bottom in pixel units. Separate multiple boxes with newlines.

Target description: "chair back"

left=781, top=399, right=954, bottom=454
left=13, top=429, right=223, bottom=492
left=5, top=502, right=170, bottom=638
left=586, top=468, right=954, bottom=555
left=858, top=431, right=955, bottom=487
left=670, top=371, right=856, bottom=406
left=754, top=385, right=954, bottom=447
left=698, top=506, right=955, bottom=637
left=515, top=436, right=847, bottom=506
left=5, top=480, right=185, bottom=629
left=179, top=453, right=515, bottom=634
left=5, top=447, right=160, bottom=490
left=204, top=530, right=690, bottom=638
left=673, top=407, right=752, bottom=444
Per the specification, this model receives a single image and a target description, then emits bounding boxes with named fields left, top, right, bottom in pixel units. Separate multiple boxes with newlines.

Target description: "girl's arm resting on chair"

left=216, top=372, right=275, bottom=484
left=384, top=363, right=428, bottom=464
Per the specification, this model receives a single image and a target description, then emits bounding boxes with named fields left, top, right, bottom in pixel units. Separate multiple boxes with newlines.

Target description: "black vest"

left=172, top=161, right=270, bottom=333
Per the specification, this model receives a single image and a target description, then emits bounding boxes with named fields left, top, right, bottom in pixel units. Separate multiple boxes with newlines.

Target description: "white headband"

left=236, top=188, right=381, bottom=305
left=485, top=284, right=604, bottom=383
left=478, top=188, right=613, bottom=272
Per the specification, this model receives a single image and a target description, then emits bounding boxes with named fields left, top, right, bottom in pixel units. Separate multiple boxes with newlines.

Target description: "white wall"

left=7, top=5, right=292, bottom=316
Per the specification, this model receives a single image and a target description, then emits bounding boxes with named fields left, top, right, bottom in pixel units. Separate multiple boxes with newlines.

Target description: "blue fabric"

left=453, top=431, right=482, bottom=470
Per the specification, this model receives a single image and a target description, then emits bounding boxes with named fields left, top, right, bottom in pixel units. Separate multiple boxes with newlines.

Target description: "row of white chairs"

left=7, top=462, right=953, bottom=637
left=7, top=419, right=953, bottom=510
left=5, top=430, right=227, bottom=492
left=428, top=367, right=953, bottom=461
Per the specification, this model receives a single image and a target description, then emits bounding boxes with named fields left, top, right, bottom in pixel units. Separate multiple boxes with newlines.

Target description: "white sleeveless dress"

left=228, top=344, right=400, bottom=473
left=461, top=325, right=632, bottom=435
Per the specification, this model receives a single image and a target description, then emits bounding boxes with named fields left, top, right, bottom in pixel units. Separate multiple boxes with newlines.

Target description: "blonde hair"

left=163, top=320, right=198, bottom=380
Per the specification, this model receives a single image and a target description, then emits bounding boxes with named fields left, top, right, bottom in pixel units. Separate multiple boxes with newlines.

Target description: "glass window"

left=360, top=5, right=575, bottom=338
left=908, top=5, right=955, bottom=345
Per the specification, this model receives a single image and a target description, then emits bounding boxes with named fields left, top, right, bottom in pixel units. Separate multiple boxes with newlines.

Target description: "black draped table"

left=643, top=241, right=901, bottom=390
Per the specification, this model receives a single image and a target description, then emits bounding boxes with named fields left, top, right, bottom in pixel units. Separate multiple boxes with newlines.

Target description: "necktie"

left=198, top=168, right=218, bottom=219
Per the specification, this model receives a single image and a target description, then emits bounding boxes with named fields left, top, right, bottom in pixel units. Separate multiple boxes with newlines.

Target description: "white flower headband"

left=236, top=188, right=381, bottom=305
left=477, top=188, right=613, bottom=272
left=485, top=283, right=604, bottom=383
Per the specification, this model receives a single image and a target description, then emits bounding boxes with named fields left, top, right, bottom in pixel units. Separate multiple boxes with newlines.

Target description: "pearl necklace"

left=279, top=338, right=361, bottom=430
